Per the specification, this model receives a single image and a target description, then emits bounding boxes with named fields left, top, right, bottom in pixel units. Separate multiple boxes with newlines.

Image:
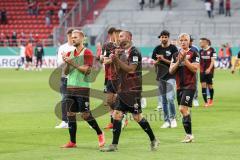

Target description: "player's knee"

left=201, top=83, right=207, bottom=88
left=80, top=112, right=91, bottom=121
left=112, top=110, right=123, bottom=121
left=208, top=84, right=213, bottom=89
left=106, top=94, right=116, bottom=106
left=67, top=112, right=76, bottom=121
left=179, top=107, right=189, bottom=116
left=179, top=107, right=185, bottom=114
left=132, top=114, right=143, bottom=122
left=67, top=112, right=76, bottom=117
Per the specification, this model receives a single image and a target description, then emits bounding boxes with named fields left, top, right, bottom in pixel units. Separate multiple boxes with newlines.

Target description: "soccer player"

left=101, top=27, right=117, bottom=93
left=169, top=33, right=199, bottom=143
left=199, top=38, right=216, bottom=107
left=34, top=40, right=44, bottom=71
left=152, top=30, right=178, bottom=128
left=55, top=28, right=75, bottom=129
left=16, top=43, right=25, bottom=71
left=231, top=50, right=240, bottom=74
left=25, top=42, right=33, bottom=71
left=61, top=30, right=105, bottom=148
left=104, top=28, right=129, bottom=129
left=100, top=27, right=117, bottom=129
left=101, top=31, right=159, bottom=152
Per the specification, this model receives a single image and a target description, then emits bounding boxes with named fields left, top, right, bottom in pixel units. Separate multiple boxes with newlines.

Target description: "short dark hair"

left=108, top=27, right=117, bottom=34
left=200, top=37, right=208, bottom=41
left=200, top=37, right=211, bottom=46
left=158, top=30, right=170, bottom=38
left=67, top=28, right=74, bottom=35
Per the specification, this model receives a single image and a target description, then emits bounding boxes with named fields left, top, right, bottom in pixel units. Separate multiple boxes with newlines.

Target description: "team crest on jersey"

left=134, top=103, right=139, bottom=109
left=166, top=51, right=171, bottom=56
left=85, top=102, right=89, bottom=107
left=195, top=57, right=200, bottom=63
left=133, top=56, right=138, bottom=62
left=207, top=51, right=211, bottom=55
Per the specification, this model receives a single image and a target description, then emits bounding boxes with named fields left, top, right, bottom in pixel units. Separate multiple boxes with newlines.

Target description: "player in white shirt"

left=16, top=43, right=26, bottom=70
left=55, top=29, right=75, bottom=129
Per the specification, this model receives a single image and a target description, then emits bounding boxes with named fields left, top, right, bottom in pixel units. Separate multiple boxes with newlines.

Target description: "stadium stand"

left=83, top=0, right=240, bottom=47
left=0, top=0, right=76, bottom=46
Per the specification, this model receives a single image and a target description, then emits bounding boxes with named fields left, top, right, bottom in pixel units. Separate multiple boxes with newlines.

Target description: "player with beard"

left=101, top=28, right=129, bottom=130
left=101, top=31, right=159, bottom=152
left=61, top=30, right=105, bottom=148
left=199, top=38, right=216, bottom=107
left=152, top=30, right=178, bottom=128
left=100, top=27, right=117, bottom=129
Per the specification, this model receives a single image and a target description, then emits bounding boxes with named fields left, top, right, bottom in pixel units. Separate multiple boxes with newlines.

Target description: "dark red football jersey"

left=118, top=46, right=142, bottom=93
left=171, top=50, right=200, bottom=90
left=199, top=47, right=216, bottom=74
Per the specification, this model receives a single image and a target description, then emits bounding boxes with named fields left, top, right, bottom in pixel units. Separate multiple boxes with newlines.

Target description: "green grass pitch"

left=0, top=69, right=239, bottom=160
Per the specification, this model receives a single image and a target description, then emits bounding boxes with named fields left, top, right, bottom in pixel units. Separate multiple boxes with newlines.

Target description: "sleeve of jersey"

left=130, top=50, right=140, bottom=65
left=151, top=47, right=157, bottom=60
left=192, top=52, right=200, bottom=63
left=84, top=49, right=94, bottom=66
left=171, top=53, right=177, bottom=63
left=211, top=48, right=217, bottom=59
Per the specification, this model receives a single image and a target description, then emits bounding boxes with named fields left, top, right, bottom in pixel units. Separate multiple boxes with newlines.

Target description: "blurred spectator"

left=58, top=9, right=64, bottom=23
left=61, top=0, right=68, bottom=14
left=53, top=0, right=58, bottom=6
left=45, top=0, right=51, bottom=6
left=28, top=0, right=35, bottom=15
left=226, top=43, right=232, bottom=68
left=219, top=0, right=224, bottom=15
left=149, top=0, right=155, bottom=8
left=47, top=33, right=53, bottom=46
left=25, top=42, right=33, bottom=71
left=159, top=0, right=165, bottom=10
left=5, top=32, right=10, bottom=46
left=49, top=2, right=55, bottom=15
left=167, top=0, right=172, bottom=10
left=29, top=32, right=35, bottom=43
left=16, top=43, right=26, bottom=71
left=32, top=0, right=39, bottom=16
left=139, top=0, right=145, bottom=10
left=45, top=11, right=51, bottom=27
left=11, top=31, right=18, bottom=46
left=35, top=41, right=44, bottom=71
left=20, top=31, right=26, bottom=45
left=218, top=46, right=224, bottom=59
left=210, top=0, right=214, bottom=17
left=205, top=0, right=212, bottom=18
left=225, top=0, right=231, bottom=16
left=1, top=9, right=7, bottom=24
left=35, top=33, right=40, bottom=42
left=0, top=32, right=5, bottom=46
